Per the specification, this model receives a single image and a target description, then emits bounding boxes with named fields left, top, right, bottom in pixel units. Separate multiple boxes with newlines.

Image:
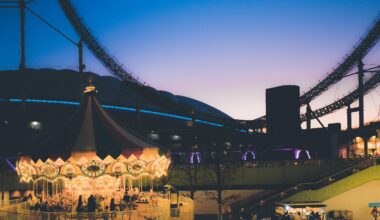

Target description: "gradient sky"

left=1, top=0, right=380, bottom=129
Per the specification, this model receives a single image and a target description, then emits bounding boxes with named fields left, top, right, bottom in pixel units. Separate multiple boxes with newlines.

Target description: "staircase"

left=231, top=158, right=376, bottom=218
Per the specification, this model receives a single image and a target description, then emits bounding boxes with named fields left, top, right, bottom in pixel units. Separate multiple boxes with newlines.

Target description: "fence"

left=0, top=201, right=172, bottom=220
left=0, top=199, right=195, bottom=220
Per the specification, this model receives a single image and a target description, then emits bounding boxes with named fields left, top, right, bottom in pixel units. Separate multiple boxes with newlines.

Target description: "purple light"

left=242, top=150, right=256, bottom=161
left=6, top=159, right=16, bottom=171
left=190, top=152, right=201, bottom=164
left=294, top=149, right=301, bottom=160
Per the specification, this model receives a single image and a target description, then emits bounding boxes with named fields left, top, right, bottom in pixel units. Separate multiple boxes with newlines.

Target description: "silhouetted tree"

left=209, top=143, right=238, bottom=220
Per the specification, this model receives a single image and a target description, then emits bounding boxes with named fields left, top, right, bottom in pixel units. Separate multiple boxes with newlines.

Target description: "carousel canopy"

left=26, top=83, right=160, bottom=160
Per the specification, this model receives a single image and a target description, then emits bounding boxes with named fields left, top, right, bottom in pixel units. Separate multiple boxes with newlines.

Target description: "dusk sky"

left=1, top=0, right=380, bottom=129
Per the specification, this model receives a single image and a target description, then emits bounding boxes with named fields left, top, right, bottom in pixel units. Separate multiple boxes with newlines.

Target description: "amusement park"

left=2, top=0, right=380, bottom=219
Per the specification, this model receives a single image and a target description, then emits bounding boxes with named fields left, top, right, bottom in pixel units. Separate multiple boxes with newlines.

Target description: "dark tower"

left=266, top=85, right=301, bottom=143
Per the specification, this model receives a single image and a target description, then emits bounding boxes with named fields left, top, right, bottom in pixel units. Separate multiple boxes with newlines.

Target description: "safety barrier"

left=0, top=201, right=172, bottom=219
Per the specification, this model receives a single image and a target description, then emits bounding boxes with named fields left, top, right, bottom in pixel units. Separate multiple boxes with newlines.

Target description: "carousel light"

left=81, top=160, right=106, bottom=178
left=16, top=145, right=171, bottom=206
left=127, top=160, right=148, bottom=178
left=40, top=163, right=59, bottom=179
left=111, top=161, right=127, bottom=177
left=16, top=150, right=171, bottom=199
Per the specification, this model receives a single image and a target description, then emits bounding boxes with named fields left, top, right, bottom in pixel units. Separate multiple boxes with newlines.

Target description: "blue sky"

left=1, top=0, right=380, bottom=128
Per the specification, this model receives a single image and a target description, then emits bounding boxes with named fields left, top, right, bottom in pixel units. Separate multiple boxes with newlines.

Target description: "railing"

left=0, top=196, right=194, bottom=219
left=171, top=158, right=354, bottom=169
left=232, top=158, right=376, bottom=215
left=0, top=202, right=172, bottom=219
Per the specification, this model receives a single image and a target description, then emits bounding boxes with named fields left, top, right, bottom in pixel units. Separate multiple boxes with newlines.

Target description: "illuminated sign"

left=369, top=203, right=380, bottom=207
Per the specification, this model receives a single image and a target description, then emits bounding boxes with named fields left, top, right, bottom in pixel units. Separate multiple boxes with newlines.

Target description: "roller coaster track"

left=300, top=71, right=380, bottom=122
left=245, top=14, right=380, bottom=128
left=59, top=0, right=276, bottom=129
left=57, top=0, right=143, bottom=86
left=58, top=0, right=234, bottom=125
left=57, top=0, right=380, bottom=129
left=245, top=70, right=380, bottom=129
left=244, top=70, right=380, bottom=129
left=300, top=13, right=380, bottom=105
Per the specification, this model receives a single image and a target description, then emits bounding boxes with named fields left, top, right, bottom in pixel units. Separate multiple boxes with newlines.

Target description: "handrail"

left=233, top=158, right=375, bottom=214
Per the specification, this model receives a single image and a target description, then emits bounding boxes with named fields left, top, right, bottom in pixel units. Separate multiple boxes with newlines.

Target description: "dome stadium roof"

left=0, top=69, right=231, bottom=119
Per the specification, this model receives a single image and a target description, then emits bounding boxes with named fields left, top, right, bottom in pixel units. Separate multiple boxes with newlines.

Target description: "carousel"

left=14, top=83, right=177, bottom=218
left=16, top=150, right=170, bottom=201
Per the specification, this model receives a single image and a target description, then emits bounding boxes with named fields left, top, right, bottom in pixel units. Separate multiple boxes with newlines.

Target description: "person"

left=307, top=211, right=315, bottom=220
left=372, top=207, right=379, bottom=220
left=110, top=198, right=116, bottom=212
left=33, top=201, right=41, bottom=211
left=131, top=194, right=138, bottom=202
left=123, top=193, right=130, bottom=204
left=76, top=195, right=84, bottom=212
left=102, top=206, right=110, bottom=220
left=100, top=197, right=106, bottom=211
left=40, top=201, right=48, bottom=212
left=40, top=201, right=49, bottom=220
left=314, top=212, right=321, bottom=220
left=293, top=211, right=302, bottom=220
left=87, top=194, right=96, bottom=213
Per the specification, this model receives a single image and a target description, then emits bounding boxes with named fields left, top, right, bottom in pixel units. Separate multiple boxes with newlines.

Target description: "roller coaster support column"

left=358, top=60, right=365, bottom=128
left=358, top=60, right=368, bottom=157
left=19, top=0, right=25, bottom=70
left=78, top=39, right=85, bottom=90
left=78, top=39, right=84, bottom=74
left=306, top=104, right=312, bottom=130
left=346, top=105, right=352, bottom=159
left=347, top=105, right=352, bottom=130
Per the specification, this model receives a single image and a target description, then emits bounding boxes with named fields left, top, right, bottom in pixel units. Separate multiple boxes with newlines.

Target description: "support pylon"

left=358, top=60, right=364, bottom=128
left=306, top=104, right=312, bottom=130
left=347, top=105, right=352, bottom=130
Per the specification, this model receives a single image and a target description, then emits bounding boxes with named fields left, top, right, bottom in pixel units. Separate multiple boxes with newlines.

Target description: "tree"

left=209, top=144, right=238, bottom=220
left=170, top=145, right=200, bottom=200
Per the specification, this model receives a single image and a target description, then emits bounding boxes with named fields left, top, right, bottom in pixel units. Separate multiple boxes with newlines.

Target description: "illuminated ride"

left=15, top=83, right=171, bottom=203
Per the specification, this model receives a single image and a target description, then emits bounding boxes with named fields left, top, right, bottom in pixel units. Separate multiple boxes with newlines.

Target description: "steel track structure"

left=300, top=71, right=380, bottom=122
left=58, top=0, right=142, bottom=86
left=248, top=69, right=380, bottom=128
left=57, top=0, right=380, bottom=129
left=247, top=14, right=380, bottom=128
left=300, top=14, right=380, bottom=105
left=57, top=0, right=240, bottom=127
